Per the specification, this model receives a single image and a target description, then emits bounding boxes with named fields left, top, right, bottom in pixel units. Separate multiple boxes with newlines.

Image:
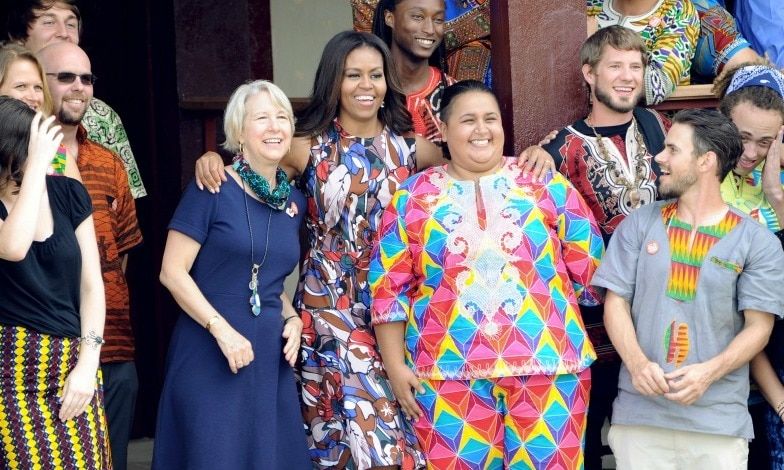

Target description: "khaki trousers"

left=608, top=424, right=748, bottom=470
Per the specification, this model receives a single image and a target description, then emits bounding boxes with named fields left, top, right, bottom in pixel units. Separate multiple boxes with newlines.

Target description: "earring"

left=380, top=101, right=385, bottom=109
left=239, top=142, right=244, bottom=154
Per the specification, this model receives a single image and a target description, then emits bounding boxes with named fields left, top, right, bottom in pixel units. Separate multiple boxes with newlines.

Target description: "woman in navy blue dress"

left=152, top=80, right=310, bottom=469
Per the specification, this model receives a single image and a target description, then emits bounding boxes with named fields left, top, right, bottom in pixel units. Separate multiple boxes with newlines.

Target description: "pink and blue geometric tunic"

left=370, top=158, right=603, bottom=381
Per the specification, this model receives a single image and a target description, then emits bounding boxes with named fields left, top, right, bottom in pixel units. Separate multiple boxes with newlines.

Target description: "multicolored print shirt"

left=588, top=0, right=700, bottom=104
left=370, top=158, right=604, bottom=380
left=721, top=165, right=784, bottom=232
left=407, top=67, right=455, bottom=145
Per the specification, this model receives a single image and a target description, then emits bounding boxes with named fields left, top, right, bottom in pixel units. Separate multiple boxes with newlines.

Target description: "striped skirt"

left=0, top=325, right=112, bottom=469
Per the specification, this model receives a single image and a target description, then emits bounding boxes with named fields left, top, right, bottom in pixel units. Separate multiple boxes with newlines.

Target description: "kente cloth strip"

left=0, top=325, right=112, bottom=470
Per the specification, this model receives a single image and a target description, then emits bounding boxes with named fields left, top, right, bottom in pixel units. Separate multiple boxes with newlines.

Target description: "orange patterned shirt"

left=76, top=126, right=142, bottom=363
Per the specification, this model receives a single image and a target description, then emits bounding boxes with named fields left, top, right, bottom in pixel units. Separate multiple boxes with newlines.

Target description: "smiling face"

left=729, top=101, right=784, bottom=176
left=338, top=46, right=387, bottom=131
left=584, top=46, right=644, bottom=114
left=39, top=42, right=92, bottom=126
left=441, top=90, right=505, bottom=178
left=24, top=2, right=80, bottom=52
left=240, top=91, right=293, bottom=167
left=385, top=0, right=445, bottom=60
left=655, top=122, right=701, bottom=198
left=0, top=58, right=45, bottom=111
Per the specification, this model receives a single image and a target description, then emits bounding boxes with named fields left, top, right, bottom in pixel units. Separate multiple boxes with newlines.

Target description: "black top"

left=0, top=176, right=92, bottom=337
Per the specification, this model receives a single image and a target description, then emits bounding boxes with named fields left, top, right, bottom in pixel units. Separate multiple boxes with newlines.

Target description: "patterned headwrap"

left=726, top=65, right=784, bottom=98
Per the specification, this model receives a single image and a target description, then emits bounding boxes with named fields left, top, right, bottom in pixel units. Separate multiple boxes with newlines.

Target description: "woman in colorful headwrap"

left=0, top=97, right=110, bottom=469
left=370, top=80, right=604, bottom=469
left=714, top=61, right=784, bottom=467
left=587, top=0, right=700, bottom=105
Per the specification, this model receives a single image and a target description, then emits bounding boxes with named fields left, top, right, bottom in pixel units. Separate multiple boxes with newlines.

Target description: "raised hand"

left=27, top=112, right=63, bottom=176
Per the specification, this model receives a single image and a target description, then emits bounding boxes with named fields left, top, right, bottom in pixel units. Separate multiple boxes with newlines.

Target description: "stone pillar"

left=491, top=0, right=588, bottom=155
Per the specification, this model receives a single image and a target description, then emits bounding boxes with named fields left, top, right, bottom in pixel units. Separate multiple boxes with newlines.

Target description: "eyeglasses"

left=46, top=72, right=97, bottom=86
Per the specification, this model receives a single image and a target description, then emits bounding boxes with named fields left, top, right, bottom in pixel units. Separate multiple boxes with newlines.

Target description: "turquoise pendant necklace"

left=241, top=179, right=272, bottom=316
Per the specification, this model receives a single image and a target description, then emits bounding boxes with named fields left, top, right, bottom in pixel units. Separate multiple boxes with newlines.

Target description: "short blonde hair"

left=581, top=25, right=649, bottom=70
left=0, top=43, right=53, bottom=116
left=222, top=80, right=294, bottom=153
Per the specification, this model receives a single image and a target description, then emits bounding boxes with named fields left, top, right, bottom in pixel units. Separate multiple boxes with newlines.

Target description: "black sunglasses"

left=46, top=72, right=97, bottom=86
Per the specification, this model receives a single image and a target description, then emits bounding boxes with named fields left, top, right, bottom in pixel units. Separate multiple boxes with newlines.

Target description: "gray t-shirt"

left=592, top=200, right=784, bottom=439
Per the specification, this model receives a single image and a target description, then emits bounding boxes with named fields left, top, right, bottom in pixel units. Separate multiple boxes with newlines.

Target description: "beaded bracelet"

left=776, top=399, right=784, bottom=417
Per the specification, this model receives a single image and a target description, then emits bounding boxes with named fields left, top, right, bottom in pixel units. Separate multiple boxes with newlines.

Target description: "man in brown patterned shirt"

left=38, top=41, right=142, bottom=470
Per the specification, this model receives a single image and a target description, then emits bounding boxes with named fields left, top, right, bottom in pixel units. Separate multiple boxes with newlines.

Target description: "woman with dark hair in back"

left=0, top=96, right=109, bottom=469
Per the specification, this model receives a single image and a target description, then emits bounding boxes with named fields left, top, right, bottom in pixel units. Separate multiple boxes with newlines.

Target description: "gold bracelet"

left=205, top=314, right=221, bottom=332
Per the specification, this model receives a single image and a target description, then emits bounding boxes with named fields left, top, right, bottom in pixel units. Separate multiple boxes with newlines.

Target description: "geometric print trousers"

left=413, top=369, right=590, bottom=469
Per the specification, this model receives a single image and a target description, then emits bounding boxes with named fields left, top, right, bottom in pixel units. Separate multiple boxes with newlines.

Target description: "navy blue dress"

left=152, top=177, right=310, bottom=470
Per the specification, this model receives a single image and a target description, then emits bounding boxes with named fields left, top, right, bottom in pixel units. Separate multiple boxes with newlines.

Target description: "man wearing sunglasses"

left=6, top=0, right=146, bottom=199
left=38, top=41, right=142, bottom=470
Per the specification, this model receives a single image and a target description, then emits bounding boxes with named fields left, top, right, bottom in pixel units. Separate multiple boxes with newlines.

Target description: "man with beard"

left=541, top=25, right=668, bottom=469
left=38, top=41, right=142, bottom=470
left=7, top=0, right=146, bottom=198
left=592, top=109, right=784, bottom=469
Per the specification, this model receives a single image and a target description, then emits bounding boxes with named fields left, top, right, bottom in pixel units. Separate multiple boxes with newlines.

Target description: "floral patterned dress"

left=295, top=119, right=424, bottom=469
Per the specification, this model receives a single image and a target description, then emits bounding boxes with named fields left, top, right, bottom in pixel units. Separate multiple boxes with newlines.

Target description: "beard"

left=594, top=81, right=642, bottom=114
left=658, top=171, right=697, bottom=199
left=57, top=106, right=87, bottom=125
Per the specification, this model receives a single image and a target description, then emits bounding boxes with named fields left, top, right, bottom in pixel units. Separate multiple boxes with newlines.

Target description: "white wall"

left=271, top=0, right=352, bottom=98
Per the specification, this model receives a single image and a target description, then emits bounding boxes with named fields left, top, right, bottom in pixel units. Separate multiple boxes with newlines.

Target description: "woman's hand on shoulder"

left=28, top=113, right=63, bottom=177
left=194, top=151, right=227, bottom=193
left=209, top=318, right=254, bottom=374
left=517, top=144, right=556, bottom=182
left=281, top=315, right=303, bottom=367
left=58, top=361, right=97, bottom=421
